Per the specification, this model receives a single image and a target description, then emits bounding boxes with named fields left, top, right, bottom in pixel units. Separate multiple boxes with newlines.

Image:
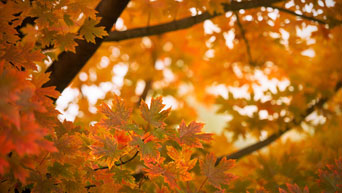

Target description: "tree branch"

left=215, top=81, right=342, bottom=166
left=104, top=0, right=283, bottom=42
left=269, top=6, right=327, bottom=25
left=136, top=79, right=152, bottom=107
left=43, top=0, right=130, bottom=93
left=272, top=6, right=342, bottom=27
left=93, top=150, right=139, bottom=171
left=234, top=11, right=254, bottom=65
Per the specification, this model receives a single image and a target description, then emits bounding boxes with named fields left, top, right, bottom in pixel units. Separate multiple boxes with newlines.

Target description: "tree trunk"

left=43, top=0, right=130, bottom=93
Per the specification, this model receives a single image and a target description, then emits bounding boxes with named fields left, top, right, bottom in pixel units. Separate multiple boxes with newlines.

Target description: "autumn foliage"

left=1, top=0, right=342, bottom=192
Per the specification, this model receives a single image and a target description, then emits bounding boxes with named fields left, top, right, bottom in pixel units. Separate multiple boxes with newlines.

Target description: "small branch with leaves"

left=216, top=81, right=342, bottom=166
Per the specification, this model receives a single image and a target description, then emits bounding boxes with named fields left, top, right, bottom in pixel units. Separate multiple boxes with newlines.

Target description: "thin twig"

left=234, top=11, right=254, bottom=65
left=0, top=179, right=7, bottom=184
left=93, top=150, right=139, bottom=171
left=197, top=177, right=208, bottom=193
left=269, top=6, right=327, bottom=25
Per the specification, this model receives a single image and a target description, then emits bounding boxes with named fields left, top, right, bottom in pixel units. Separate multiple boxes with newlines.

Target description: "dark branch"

left=234, top=12, right=254, bottom=65
left=136, top=79, right=152, bottom=107
left=135, top=48, right=158, bottom=107
left=43, top=0, right=130, bottom=93
left=269, top=6, right=327, bottom=25
left=105, top=0, right=283, bottom=42
left=93, top=150, right=139, bottom=171
left=215, top=81, right=342, bottom=166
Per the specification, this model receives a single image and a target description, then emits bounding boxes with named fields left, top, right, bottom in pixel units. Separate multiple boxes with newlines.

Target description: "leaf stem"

left=93, top=150, right=140, bottom=171
left=197, top=177, right=208, bottom=193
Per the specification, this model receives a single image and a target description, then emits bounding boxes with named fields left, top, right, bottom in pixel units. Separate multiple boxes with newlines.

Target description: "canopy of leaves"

left=0, top=0, right=342, bottom=192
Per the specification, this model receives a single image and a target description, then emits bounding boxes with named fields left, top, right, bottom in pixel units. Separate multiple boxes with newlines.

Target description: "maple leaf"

left=30, top=172, right=56, bottom=192
left=79, top=18, right=108, bottom=43
left=317, top=158, right=342, bottom=192
left=54, top=120, right=79, bottom=139
left=124, top=124, right=144, bottom=136
left=177, top=120, right=213, bottom=148
left=279, top=183, right=309, bottom=193
left=111, top=167, right=135, bottom=184
left=56, top=33, right=78, bottom=53
left=99, top=95, right=131, bottom=130
left=130, top=136, right=159, bottom=159
left=145, top=162, right=187, bottom=189
left=114, top=130, right=131, bottom=148
left=200, top=153, right=236, bottom=189
left=166, top=146, right=197, bottom=171
left=40, top=29, right=58, bottom=48
left=32, top=72, right=60, bottom=105
left=1, top=43, right=45, bottom=70
left=48, top=162, right=72, bottom=178
left=140, top=97, right=170, bottom=128
left=0, top=157, right=9, bottom=175
left=90, top=136, right=122, bottom=169
left=0, top=64, right=25, bottom=129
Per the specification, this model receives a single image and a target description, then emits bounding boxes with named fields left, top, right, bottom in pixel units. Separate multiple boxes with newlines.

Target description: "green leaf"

left=125, top=124, right=144, bottom=136
left=111, top=168, right=135, bottom=184
left=48, top=162, right=72, bottom=178
left=151, top=127, right=165, bottom=139
left=130, top=136, right=158, bottom=159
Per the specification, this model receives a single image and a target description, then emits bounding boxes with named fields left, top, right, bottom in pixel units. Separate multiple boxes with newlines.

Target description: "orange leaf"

left=98, top=95, right=131, bottom=129
left=200, top=153, right=236, bottom=189
left=140, top=97, right=170, bottom=128
left=177, top=120, right=213, bottom=148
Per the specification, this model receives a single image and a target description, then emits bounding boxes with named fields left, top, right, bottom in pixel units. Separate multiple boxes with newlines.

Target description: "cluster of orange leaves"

left=88, top=96, right=237, bottom=191
left=0, top=0, right=105, bottom=183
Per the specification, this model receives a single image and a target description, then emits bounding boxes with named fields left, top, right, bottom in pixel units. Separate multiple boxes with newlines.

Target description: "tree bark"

left=43, top=0, right=130, bottom=93
left=105, top=0, right=283, bottom=42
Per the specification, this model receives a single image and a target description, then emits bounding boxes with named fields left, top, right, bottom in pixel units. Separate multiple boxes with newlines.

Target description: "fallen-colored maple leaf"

left=90, top=136, right=122, bottom=169
left=130, top=136, right=159, bottom=159
left=79, top=18, right=108, bottom=43
left=55, top=33, right=78, bottom=53
left=279, top=183, right=309, bottom=193
left=317, top=157, right=342, bottom=192
left=98, top=95, right=131, bottom=130
left=166, top=146, right=197, bottom=171
left=200, top=153, right=236, bottom=189
left=145, top=161, right=188, bottom=189
left=140, top=97, right=170, bottom=128
left=177, top=120, right=213, bottom=148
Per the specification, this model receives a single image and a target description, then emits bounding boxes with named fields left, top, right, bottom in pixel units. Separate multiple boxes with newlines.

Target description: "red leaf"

left=279, top=188, right=287, bottom=193
left=0, top=157, right=9, bottom=175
